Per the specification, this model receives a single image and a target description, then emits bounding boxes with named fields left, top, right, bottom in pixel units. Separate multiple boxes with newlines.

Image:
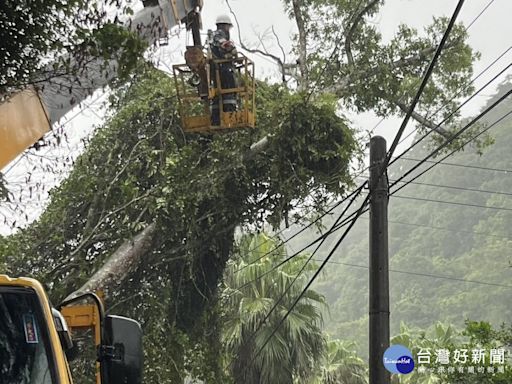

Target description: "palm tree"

left=307, top=339, right=368, bottom=384
left=221, top=232, right=326, bottom=384
left=390, top=322, right=459, bottom=384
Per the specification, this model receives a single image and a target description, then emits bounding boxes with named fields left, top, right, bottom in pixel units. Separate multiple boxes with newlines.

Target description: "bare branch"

left=226, top=0, right=286, bottom=78
left=255, top=28, right=272, bottom=55
left=272, top=26, right=287, bottom=65
left=394, top=100, right=451, bottom=138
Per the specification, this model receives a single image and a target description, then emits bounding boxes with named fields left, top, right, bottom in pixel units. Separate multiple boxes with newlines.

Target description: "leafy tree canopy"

left=0, top=0, right=494, bottom=381
left=1, top=64, right=356, bottom=380
left=0, top=0, right=145, bottom=96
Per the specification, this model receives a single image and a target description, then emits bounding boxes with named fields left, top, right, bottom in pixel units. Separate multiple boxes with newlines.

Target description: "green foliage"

left=255, top=84, right=358, bottom=226
left=440, top=321, right=512, bottom=384
left=281, top=0, right=485, bottom=150
left=0, top=0, right=145, bottom=95
left=86, top=23, right=148, bottom=82
left=298, top=83, right=512, bottom=366
left=1, top=1, right=494, bottom=381
left=390, top=322, right=460, bottom=384
left=221, top=233, right=326, bottom=384
left=390, top=321, right=512, bottom=383
left=307, top=339, right=368, bottom=384
left=0, top=65, right=357, bottom=381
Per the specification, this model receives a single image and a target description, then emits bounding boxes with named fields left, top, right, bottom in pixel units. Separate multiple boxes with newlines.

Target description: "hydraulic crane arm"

left=0, top=0, right=203, bottom=170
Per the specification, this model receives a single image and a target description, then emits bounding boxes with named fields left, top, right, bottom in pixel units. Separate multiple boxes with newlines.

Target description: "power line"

left=316, top=259, right=512, bottom=289
left=357, top=174, right=512, bottom=198
left=466, top=0, right=497, bottom=30
left=253, top=198, right=370, bottom=360
left=384, top=0, right=466, bottom=170
left=391, top=48, right=512, bottom=152
left=390, top=179, right=512, bottom=198
left=296, top=101, right=512, bottom=304
left=234, top=183, right=367, bottom=273
left=390, top=89, right=512, bottom=195
left=397, top=156, right=512, bottom=174
left=358, top=216, right=512, bottom=240
left=237, top=0, right=508, bottom=357
left=374, top=0, right=502, bottom=151
left=236, top=154, right=373, bottom=260
left=253, top=2, right=470, bottom=357
left=389, top=58, right=512, bottom=168
left=236, top=9, right=512, bottom=296
left=393, top=194, right=512, bottom=212
left=368, top=0, right=500, bottom=137
left=165, top=187, right=511, bottom=288
left=242, top=186, right=365, bottom=337
left=326, top=202, right=512, bottom=239
left=229, top=186, right=367, bottom=296
left=386, top=101, right=512, bottom=198
left=209, top=0, right=506, bottom=267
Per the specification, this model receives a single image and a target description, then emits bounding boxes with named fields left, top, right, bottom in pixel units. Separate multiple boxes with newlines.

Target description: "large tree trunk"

left=67, top=138, right=270, bottom=302
left=65, top=223, right=156, bottom=300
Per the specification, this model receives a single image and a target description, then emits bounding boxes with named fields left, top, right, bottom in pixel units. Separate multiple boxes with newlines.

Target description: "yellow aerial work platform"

left=173, top=49, right=256, bottom=134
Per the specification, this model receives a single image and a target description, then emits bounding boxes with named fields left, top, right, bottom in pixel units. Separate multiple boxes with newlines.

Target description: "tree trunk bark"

left=65, top=223, right=156, bottom=300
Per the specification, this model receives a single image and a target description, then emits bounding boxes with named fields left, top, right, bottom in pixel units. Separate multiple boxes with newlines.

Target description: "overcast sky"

left=2, top=0, right=512, bottom=234
left=198, top=0, right=512, bottom=144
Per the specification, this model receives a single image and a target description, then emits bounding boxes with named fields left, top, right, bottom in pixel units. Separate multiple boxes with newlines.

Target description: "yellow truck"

left=0, top=275, right=142, bottom=384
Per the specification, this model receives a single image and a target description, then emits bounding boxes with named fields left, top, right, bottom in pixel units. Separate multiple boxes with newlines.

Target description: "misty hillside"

left=285, top=80, right=512, bottom=356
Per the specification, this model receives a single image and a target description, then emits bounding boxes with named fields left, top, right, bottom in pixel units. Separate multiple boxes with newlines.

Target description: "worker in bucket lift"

left=210, top=14, right=238, bottom=125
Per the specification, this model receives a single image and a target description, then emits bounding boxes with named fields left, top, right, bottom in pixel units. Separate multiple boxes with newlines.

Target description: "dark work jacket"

left=211, top=29, right=233, bottom=59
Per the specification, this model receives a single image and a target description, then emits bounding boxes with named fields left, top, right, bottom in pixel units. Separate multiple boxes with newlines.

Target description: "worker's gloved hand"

left=221, top=40, right=236, bottom=51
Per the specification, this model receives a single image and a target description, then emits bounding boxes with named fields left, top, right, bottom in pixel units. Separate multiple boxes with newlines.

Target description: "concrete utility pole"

left=369, top=136, right=390, bottom=384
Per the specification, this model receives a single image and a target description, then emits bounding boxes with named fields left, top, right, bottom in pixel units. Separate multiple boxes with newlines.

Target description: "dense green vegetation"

left=387, top=321, right=512, bottom=383
left=0, top=66, right=357, bottom=382
left=3, top=0, right=508, bottom=382
left=289, top=80, right=512, bottom=364
left=222, top=233, right=325, bottom=383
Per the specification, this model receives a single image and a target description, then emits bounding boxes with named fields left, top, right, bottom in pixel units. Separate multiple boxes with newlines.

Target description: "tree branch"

left=325, top=43, right=457, bottom=97
left=272, top=26, right=287, bottom=65
left=390, top=43, right=456, bottom=70
left=291, top=0, right=308, bottom=88
left=345, top=0, right=380, bottom=67
left=226, top=0, right=287, bottom=81
left=393, top=100, right=451, bottom=138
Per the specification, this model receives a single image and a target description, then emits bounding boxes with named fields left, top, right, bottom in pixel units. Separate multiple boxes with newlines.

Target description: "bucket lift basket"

left=173, top=52, right=255, bottom=133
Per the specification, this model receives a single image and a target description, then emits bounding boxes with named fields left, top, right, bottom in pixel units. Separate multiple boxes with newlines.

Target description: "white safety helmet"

left=216, top=14, right=233, bottom=26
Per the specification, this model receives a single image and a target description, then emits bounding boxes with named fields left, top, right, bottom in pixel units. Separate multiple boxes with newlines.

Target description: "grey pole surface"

left=369, top=136, right=390, bottom=384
